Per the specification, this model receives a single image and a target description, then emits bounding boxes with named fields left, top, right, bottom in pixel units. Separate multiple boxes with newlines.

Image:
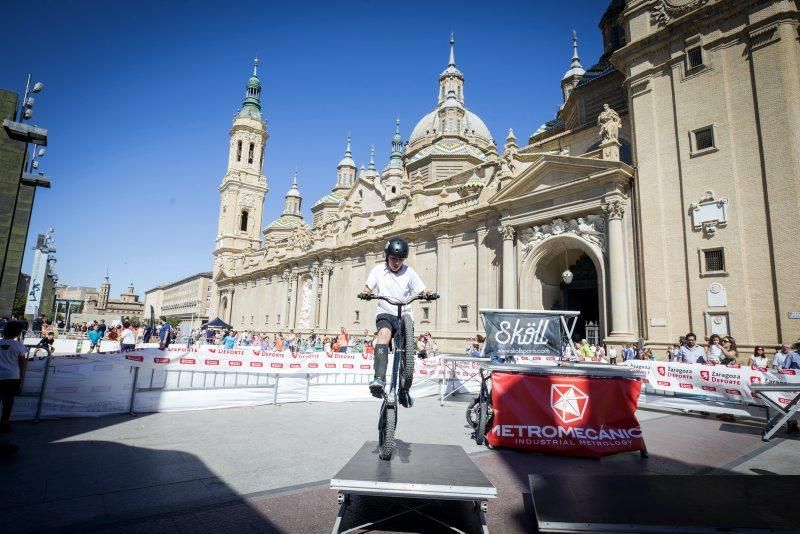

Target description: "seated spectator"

left=36, top=331, right=55, bottom=357
left=720, top=336, right=738, bottom=365
left=749, top=346, right=768, bottom=368
left=671, top=332, right=706, bottom=363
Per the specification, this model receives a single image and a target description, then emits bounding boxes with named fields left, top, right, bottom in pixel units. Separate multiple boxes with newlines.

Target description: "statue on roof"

left=598, top=104, right=621, bottom=142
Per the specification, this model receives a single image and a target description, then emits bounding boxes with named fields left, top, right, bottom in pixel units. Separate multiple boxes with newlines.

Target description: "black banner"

left=481, top=311, right=563, bottom=359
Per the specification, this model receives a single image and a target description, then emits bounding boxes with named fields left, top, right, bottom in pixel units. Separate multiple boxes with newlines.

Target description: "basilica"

left=211, top=0, right=799, bottom=353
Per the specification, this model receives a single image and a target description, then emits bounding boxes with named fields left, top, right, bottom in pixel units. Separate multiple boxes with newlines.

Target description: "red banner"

left=486, top=371, right=644, bottom=458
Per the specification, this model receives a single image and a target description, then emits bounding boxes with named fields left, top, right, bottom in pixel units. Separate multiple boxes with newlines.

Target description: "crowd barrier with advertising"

left=10, top=345, right=481, bottom=421
left=625, top=360, right=800, bottom=416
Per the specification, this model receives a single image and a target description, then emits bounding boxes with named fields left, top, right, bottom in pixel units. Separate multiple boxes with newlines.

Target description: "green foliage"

left=12, top=293, right=26, bottom=317
left=165, top=316, right=182, bottom=329
left=122, top=316, right=142, bottom=328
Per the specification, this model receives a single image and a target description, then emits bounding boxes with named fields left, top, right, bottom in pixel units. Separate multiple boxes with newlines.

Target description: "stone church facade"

left=211, top=0, right=799, bottom=354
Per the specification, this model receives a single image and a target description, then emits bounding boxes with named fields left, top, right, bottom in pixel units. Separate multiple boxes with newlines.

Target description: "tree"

left=166, top=316, right=181, bottom=329
left=12, top=293, right=26, bottom=317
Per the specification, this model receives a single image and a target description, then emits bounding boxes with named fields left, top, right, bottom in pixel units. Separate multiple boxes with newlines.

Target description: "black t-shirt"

left=37, top=337, right=54, bottom=349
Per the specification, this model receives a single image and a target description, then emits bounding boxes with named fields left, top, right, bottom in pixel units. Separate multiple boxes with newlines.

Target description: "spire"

left=571, top=30, right=582, bottom=69
left=284, top=170, right=302, bottom=215
left=448, top=32, right=455, bottom=66
left=368, top=145, right=376, bottom=171
left=561, top=30, right=585, bottom=82
left=238, top=57, right=263, bottom=120
left=388, top=118, right=404, bottom=169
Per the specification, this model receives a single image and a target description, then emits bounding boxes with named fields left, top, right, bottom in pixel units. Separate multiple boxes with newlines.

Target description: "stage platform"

left=331, top=441, right=496, bottom=533
left=530, top=474, right=800, bottom=532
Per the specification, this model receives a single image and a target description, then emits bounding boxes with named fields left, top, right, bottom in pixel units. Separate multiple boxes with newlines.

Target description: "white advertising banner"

left=625, top=360, right=800, bottom=408
left=24, top=248, right=47, bottom=316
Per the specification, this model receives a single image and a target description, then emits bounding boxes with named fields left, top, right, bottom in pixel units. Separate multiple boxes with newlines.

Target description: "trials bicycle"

left=357, top=291, right=439, bottom=460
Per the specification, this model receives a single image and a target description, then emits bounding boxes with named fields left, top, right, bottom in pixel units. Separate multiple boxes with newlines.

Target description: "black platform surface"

left=331, top=441, right=496, bottom=500
left=530, top=474, right=800, bottom=532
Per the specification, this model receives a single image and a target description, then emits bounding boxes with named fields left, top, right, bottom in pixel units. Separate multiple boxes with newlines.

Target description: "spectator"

left=275, top=333, right=285, bottom=352
left=0, top=316, right=8, bottom=334
left=671, top=332, right=706, bottom=363
left=287, top=330, right=297, bottom=353
left=36, top=331, right=55, bottom=357
left=417, top=334, right=429, bottom=359
left=579, top=339, right=593, bottom=361
left=120, top=320, right=136, bottom=351
left=323, top=336, right=332, bottom=354
left=749, top=346, right=768, bottom=368
left=563, top=343, right=575, bottom=362
left=706, top=334, right=722, bottom=364
left=608, top=344, right=617, bottom=365
left=781, top=342, right=800, bottom=370
left=107, top=325, right=120, bottom=342
left=337, top=327, right=350, bottom=354
left=641, top=348, right=653, bottom=361
left=0, top=321, right=27, bottom=433
left=623, top=343, right=635, bottom=362
left=87, top=324, right=102, bottom=353
left=596, top=343, right=606, bottom=361
left=719, top=336, right=738, bottom=365
left=773, top=344, right=791, bottom=369
left=223, top=331, right=237, bottom=350
left=98, top=319, right=107, bottom=337
left=32, top=313, right=45, bottom=334
left=158, top=316, right=171, bottom=350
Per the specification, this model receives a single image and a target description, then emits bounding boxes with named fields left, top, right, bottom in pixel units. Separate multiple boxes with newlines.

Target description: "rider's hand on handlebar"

left=422, top=291, right=440, bottom=301
left=357, top=292, right=374, bottom=300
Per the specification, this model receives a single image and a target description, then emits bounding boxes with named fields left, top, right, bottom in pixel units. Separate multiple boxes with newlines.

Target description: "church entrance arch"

left=519, top=234, right=607, bottom=343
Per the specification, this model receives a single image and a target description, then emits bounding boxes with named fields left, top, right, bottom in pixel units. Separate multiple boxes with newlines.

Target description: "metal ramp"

left=330, top=441, right=496, bottom=533
left=529, top=474, right=800, bottom=532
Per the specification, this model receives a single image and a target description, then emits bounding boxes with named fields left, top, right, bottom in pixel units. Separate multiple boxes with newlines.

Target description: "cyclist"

left=363, top=237, right=429, bottom=406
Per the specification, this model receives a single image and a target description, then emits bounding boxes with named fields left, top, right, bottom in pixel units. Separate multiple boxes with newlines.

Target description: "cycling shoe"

left=399, top=388, right=414, bottom=408
left=369, top=377, right=386, bottom=399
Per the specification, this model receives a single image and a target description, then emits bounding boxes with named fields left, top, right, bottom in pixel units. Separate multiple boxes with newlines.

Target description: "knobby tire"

left=379, top=406, right=397, bottom=460
left=476, top=401, right=489, bottom=446
left=466, top=397, right=479, bottom=428
left=401, top=314, right=415, bottom=389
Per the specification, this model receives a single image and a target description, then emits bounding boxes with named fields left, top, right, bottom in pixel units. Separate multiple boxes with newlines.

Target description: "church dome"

left=408, top=108, right=492, bottom=145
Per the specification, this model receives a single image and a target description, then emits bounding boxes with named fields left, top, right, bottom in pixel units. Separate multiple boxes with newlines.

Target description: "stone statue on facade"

left=598, top=104, right=621, bottom=142
left=518, top=214, right=607, bottom=260
left=299, top=278, right=313, bottom=328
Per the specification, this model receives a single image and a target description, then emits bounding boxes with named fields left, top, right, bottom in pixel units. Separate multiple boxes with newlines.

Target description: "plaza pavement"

left=1, top=395, right=799, bottom=533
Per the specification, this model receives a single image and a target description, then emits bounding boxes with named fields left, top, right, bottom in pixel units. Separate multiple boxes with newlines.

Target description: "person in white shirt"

left=773, top=344, right=790, bottom=369
left=120, top=320, right=137, bottom=351
left=0, top=321, right=27, bottom=433
left=749, top=346, right=768, bottom=368
left=363, top=237, right=428, bottom=404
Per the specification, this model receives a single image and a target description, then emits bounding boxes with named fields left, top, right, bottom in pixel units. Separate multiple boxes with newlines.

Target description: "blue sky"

left=2, top=0, right=611, bottom=295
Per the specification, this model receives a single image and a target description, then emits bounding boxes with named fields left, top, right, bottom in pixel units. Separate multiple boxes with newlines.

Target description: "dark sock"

left=374, top=344, right=389, bottom=380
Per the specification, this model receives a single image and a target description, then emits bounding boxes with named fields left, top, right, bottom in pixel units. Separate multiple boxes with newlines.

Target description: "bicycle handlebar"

left=357, top=292, right=440, bottom=305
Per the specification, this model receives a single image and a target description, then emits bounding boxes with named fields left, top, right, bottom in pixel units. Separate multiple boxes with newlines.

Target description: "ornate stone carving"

left=651, top=0, right=710, bottom=27
left=499, top=224, right=516, bottom=241
left=598, top=104, right=621, bottom=143
left=518, top=214, right=606, bottom=260
left=238, top=193, right=255, bottom=208
left=298, top=278, right=314, bottom=328
left=603, top=200, right=625, bottom=220
left=289, top=226, right=314, bottom=251
left=689, top=190, right=728, bottom=237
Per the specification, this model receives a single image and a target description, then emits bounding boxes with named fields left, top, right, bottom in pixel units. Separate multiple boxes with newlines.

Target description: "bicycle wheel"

left=401, top=314, right=415, bottom=389
left=379, top=405, right=397, bottom=460
left=466, top=397, right=479, bottom=428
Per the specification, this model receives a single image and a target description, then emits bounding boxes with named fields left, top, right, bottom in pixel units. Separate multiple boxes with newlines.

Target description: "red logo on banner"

left=154, top=357, right=169, bottom=364
left=229, top=361, right=242, bottom=366
left=361, top=364, right=371, bottom=369
left=343, top=364, right=354, bottom=369
left=750, top=376, right=762, bottom=384
left=180, top=358, right=196, bottom=364
left=325, top=363, right=336, bottom=368
left=550, top=384, right=589, bottom=424
left=702, top=386, right=716, bottom=391
left=208, top=348, right=216, bottom=353
left=252, top=350, right=260, bottom=356
left=779, top=397, right=792, bottom=404
left=679, top=383, right=693, bottom=389
left=657, top=366, right=666, bottom=376
left=657, top=380, right=670, bottom=386
left=125, top=355, right=144, bottom=362
left=290, top=363, right=301, bottom=368
left=725, top=389, right=741, bottom=395
left=308, top=363, right=318, bottom=368
left=779, top=369, right=797, bottom=375
left=250, top=361, right=263, bottom=367
left=700, top=370, right=710, bottom=381
left=270, top=362, right=283, bottom=368
left=205, top=359, right=219, bottom=365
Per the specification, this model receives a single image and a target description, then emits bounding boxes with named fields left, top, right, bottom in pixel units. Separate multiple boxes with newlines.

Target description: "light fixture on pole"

left=561, top=245, right=573, bottom=285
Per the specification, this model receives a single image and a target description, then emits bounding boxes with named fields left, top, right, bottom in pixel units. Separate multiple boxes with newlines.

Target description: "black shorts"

left=376, top=314, right=399, bottom=337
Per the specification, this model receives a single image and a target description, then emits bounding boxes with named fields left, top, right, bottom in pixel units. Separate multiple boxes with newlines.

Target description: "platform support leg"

left=331, top=493, right=347, bottom=534
left=478, top=500, right=489, bottom=534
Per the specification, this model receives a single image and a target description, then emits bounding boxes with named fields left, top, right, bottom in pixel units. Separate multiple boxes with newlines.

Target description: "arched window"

left=248, top=143, right=254, bottom=164
left=391, top=186, right=396, bottom=194
left=240, top=210, right=249, bottom=232
left=236, top=140, right=242, bottom=162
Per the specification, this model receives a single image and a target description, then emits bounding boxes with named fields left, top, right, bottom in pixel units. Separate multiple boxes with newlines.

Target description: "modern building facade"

left=211, top=0, right=799, bottom=355
left=143, top=272, right=213, bottom=336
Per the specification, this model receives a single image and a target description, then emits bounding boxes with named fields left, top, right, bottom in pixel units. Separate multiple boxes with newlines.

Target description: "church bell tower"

left=214, top=58, right=269, bottom=260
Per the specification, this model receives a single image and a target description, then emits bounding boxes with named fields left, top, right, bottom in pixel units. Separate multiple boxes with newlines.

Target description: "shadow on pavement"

left=0, top=416, right=279, bottom=533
